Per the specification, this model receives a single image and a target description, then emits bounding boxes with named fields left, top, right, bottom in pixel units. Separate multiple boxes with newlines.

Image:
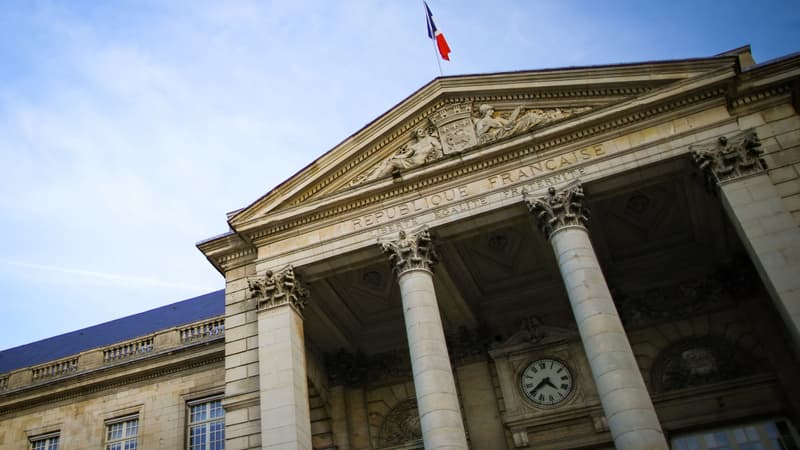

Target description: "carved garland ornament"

left=690, top=131, right=765, bottom=184
left=651, top=336, right=758, bottom=393
left=248, top=265, right=309, bottom=311
left=524, top=183, right=590, bottom=240
left=379, top=399, right=422, bottom=447
left=378, top=226, right=439, bottom=275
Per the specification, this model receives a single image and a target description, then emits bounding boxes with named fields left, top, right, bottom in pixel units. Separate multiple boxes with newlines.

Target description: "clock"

left=520, top=358, right=574, bottom=406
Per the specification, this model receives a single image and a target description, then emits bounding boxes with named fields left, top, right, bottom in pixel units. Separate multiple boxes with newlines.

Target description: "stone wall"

left=0, top=360, right=224, bottom=449
left=221, top=262, right=261, bottom=450
left=741, top=103, right=800, bottom=224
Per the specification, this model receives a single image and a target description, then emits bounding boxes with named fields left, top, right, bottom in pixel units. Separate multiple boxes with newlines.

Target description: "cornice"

left=239, top=73, right=731, bottom=245
left=196, top=231, right=256, bottom=274
left=729, top=54, right=800, bottom=112
left=0, top=342, right=223, bottom=415
left=729, top=83, right=793, bottom=111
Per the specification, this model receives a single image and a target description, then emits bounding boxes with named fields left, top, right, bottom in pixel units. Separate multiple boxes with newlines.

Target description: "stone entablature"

left=199, top=53, right=799, bottom=279
left=0, top=316, right=225, bottom=393
left=199, top=59, right=787, bottom=275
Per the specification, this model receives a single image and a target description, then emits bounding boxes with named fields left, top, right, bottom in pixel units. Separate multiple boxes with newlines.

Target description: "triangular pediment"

left=229, top=56, right=738, bottom=230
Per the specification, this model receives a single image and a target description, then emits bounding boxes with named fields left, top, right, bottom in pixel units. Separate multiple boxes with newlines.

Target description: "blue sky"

left=1, top=0, right=798, bottom=351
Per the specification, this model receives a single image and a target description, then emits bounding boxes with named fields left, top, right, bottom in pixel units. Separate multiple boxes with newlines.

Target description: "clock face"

left=520, top=358, right=574, bottom=406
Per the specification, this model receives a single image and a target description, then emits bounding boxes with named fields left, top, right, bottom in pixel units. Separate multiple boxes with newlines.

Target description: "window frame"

left=104, top=413, right=140, bottom=450
left=29, top=431, right=60, bottom=450
left=186, top=395, right=225, bottom=450
left=671, top=418, right=800, bottom=450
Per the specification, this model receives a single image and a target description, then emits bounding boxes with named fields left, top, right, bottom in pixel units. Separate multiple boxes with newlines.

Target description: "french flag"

left=425, top=2, right=451, bottom=61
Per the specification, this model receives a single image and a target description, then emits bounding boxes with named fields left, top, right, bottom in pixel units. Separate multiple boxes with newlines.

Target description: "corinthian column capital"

left=248, top=265, right=309, bottom=311
left=379, top=226, right=439, bottom=276
left=524, top=182, right=590, bottom=240
left=691, top=131, right=765, bottom=184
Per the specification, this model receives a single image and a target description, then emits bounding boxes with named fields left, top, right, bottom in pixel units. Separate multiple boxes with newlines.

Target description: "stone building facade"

left=2, top=46, right=800, bottom=450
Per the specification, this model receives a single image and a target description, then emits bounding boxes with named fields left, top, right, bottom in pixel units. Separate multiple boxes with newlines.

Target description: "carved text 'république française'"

left=351, top=145, right=605, bottom=235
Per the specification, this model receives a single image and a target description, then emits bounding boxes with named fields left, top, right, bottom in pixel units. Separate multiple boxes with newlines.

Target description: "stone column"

left=380, top=227, right=469, bottom=450
left=692, top=131, right=800, bottom=355
left=526, top=184, right=668, bottom=450
left=249, top=266, right=312, bottom=450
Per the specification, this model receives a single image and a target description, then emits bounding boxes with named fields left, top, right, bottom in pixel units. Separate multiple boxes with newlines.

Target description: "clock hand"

left=529, top=379, right=547, bottom=395
left=543, top=377, right=557, bottom=390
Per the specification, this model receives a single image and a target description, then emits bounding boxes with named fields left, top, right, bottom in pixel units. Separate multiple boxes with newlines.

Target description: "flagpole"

left=423, top=1, right=444, bottom=76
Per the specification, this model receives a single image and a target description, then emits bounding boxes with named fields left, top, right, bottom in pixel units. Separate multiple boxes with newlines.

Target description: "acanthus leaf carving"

left=378, top=225, right=439, bottom=276
left=248, top=265, right=309, bottom=311
left=524, top=182, right=590, bottom=240
left=690, top=130, right=765, bottom=184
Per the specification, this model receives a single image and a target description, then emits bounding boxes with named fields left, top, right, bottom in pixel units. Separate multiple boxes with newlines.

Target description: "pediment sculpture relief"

left=491, top=316, right=579, bottom=355
left=351, top=102, right=591, bottom=186
left=353, top=126, right=443, bottom=185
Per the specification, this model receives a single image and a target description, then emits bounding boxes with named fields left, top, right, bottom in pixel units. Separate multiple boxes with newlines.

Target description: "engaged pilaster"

left=692, top=131, right=800, bottom=355
left=525, top=183, right=668, bottom=450
left=379, top=227, right=468, bottom=450
left=250, top=265, right=312, bottom=450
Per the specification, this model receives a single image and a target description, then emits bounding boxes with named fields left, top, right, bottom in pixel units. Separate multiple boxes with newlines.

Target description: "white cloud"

left=0, top=0, right=798, bottom=350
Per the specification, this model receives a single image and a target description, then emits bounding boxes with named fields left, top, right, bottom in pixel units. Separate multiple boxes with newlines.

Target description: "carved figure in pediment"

left=360, top=126, right=443, bottom=183
left=474, top=104, right=590, bottom=144
left=474, top=104, right=513, bottom=140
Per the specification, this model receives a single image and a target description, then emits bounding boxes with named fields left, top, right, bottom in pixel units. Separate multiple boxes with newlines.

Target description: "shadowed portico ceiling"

left=301, top=157, right=742, bottom=356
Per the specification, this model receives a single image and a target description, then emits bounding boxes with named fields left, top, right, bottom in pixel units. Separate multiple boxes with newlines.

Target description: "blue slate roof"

left=0, top=290, right=225, bottom=374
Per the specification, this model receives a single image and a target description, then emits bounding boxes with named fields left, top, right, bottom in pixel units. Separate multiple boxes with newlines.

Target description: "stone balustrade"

left=0, top=316, right=224, bottom=392
left=103, top=337, right=154, bottom=363
left=180, top=318, right=225, bottom=343
left=32, top=357, right=79, bottom=381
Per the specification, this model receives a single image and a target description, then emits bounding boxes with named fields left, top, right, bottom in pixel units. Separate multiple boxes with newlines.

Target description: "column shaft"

left=398, top=268, right=468, bottom=450
left=719, top=175, right=800, bottom=354
left=692, top=131, right=800, bottom=353
left=257, top=304, right=312, bottom=450
left=551, top=226, right=667, bottom=450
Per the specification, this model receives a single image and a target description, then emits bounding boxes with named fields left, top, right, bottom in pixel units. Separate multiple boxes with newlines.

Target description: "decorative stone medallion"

left=651, top=336, right=759, bottom=393
left=379, top=399, right=422, bottom=447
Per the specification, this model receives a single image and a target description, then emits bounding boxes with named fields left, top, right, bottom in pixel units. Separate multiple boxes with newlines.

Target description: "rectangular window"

left=29, top=432, right=59, bottom=450
left=671, top=420, right=799, bottom=450
left=105, top=415, right=139, bottom=450
left=188, top=397, right=224, bottom=450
